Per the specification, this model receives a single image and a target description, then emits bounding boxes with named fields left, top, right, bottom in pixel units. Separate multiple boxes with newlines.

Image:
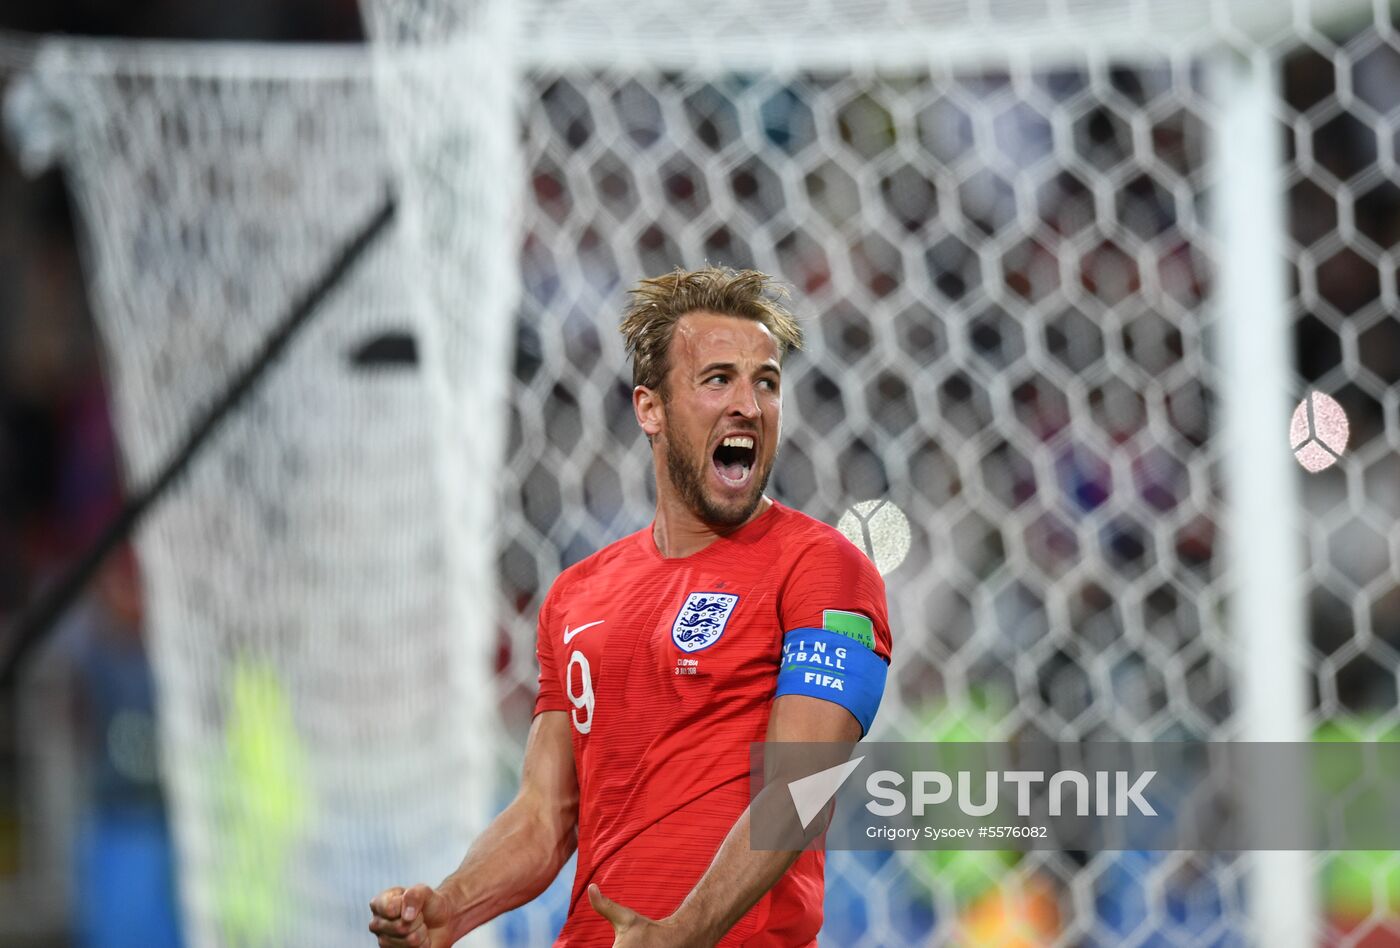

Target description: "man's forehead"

left=670, top=310, right=779, bottom=364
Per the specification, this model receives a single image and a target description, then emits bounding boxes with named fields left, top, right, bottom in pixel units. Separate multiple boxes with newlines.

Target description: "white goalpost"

left=4, top=0, right=1397, bottom=944
left=1213, top=50, right=1316, bottom=948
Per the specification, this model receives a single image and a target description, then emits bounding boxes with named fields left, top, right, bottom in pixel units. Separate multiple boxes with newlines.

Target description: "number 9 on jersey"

left=567, top=650, right=594, bottom=734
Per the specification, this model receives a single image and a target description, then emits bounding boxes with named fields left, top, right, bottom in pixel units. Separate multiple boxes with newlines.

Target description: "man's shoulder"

left=768, top=503, right=867, bottom=561
left=761, top=504, right=887, bottom=598
left=550, top=525, right=649, bottom=593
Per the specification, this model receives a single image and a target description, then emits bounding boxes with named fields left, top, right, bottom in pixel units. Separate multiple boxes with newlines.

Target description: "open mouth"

left=712, top=435, right=757, bottom=488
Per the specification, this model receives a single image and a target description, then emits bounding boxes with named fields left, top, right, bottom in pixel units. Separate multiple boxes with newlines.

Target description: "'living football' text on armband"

left=773, top=610, right=887, bottom=736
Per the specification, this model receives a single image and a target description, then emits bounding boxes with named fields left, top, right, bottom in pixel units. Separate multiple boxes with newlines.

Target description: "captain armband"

left=774, top=612, right=887, bottom=736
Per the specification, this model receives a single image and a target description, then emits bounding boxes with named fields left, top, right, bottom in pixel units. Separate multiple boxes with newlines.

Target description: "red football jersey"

left=533, top=500, right=893, bottom=947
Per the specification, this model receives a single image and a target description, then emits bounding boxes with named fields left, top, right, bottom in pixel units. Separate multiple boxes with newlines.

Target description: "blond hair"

left=619, top=266, right=804, bottom=393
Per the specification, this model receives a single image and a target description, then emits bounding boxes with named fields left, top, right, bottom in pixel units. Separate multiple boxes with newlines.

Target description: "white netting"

left=3, top=0, right=1399, bottom=943
left=498, top=49, right=1248, bottom=948
left=3, top=40, right=507, bottom=948
left=483, top=2, right=1398, bottom=944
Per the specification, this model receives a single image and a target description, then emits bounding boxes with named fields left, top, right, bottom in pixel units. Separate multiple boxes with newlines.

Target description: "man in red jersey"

left=371, top=267, right=892, bottom=947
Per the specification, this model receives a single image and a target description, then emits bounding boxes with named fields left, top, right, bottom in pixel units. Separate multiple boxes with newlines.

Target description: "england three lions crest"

left=671, top=592, right=739, bottom=653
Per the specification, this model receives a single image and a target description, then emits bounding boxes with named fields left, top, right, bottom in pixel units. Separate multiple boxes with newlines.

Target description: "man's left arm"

left=587, top=694, right=859, bottom=947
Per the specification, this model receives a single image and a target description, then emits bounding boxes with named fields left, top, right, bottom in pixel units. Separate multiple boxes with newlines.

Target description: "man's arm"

left=588, top=694, right=859, bottom=947
left=370, top=710, right=578, bottom=947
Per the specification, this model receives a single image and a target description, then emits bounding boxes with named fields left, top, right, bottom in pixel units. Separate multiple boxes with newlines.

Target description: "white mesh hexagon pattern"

left=499, top=56, right=1247, bottom=948
left=487, top=4, right=1398, bottom=945
left=3, top=41, right=507, bottom=948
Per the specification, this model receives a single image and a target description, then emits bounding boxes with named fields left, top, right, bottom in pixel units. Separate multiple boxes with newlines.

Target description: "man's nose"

left=728, top=384, right=761, bottom=419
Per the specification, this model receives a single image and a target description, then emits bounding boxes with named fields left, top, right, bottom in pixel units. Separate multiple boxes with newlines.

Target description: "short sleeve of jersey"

left=533, top=589, right=569, bottom=717
left=779, top=538, right=893, bottom=665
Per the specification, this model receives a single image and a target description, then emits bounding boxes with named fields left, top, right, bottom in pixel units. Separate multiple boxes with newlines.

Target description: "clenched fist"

left=368, top=884, right=455, bottom=947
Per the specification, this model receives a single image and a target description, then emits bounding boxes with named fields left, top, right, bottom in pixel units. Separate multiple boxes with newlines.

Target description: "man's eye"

left=758, top=378, right=778, bottom=391
left=707, top=375, right=728, bottom=384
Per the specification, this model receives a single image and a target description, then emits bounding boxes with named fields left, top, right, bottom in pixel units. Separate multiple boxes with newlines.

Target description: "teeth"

left=722, top=436, right=755, bottom=449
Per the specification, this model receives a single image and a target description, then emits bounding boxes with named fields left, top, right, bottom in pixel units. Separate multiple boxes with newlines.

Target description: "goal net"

left=4, top=35, right=514, bottom=948
left=4, top=0, right=1399, bottom=944
left=491, top=1, right=1400, bottom=944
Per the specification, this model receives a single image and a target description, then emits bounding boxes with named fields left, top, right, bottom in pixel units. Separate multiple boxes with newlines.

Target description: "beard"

left=664, top=432, right=774, bottom=528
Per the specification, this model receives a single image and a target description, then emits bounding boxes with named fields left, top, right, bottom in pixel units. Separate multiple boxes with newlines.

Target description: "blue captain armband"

left=774, top=626, right=887, bottom=736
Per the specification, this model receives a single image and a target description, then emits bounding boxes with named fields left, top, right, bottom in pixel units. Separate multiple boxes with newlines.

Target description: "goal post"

left=1212, top=48, right=1316, bottom=947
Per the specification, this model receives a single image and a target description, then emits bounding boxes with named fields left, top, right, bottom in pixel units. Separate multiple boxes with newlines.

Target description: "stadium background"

left=0, top=0, right=1398, bottom=945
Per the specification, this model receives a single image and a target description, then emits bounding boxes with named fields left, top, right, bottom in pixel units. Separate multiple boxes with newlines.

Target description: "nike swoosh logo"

left=563, top=620, right=604, bottom=644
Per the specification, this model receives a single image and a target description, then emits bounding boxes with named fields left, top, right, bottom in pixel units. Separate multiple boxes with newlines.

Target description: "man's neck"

left=651, top=494, right=772, bottom=559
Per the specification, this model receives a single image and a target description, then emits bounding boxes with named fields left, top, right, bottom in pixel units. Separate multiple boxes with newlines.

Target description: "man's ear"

left=634, top=385, right=664, bottom=440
